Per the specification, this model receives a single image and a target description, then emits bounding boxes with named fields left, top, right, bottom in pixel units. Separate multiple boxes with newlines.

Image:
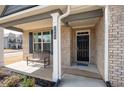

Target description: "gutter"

left=58, top=6, right=71, bottom=80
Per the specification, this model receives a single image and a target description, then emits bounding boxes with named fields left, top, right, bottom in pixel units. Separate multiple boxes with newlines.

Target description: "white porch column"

left=51, top=13, right=60, bottom=82
left=0, top=27, right=4, bottom=67
left=104, top=6, right=109, bottom=81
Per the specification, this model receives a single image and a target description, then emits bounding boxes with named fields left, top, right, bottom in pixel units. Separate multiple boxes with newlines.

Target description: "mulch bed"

left=0, top=67, right=55, bottom=87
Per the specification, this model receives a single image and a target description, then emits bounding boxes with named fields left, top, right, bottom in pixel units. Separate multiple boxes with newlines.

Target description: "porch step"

left=63, top=68, right=102, bottom=80
left=77, top=63, right=88, bottom=66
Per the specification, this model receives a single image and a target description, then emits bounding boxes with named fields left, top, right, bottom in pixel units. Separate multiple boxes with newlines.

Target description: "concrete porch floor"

left=62, top=64, right=101, bottom=79
left=60, top=74, right=106, bottom=87
left=71, top=64, right=99, bottom=73
left=5, top=61, right=53, bottom=81
left=5, top=61, right=104, bottom=87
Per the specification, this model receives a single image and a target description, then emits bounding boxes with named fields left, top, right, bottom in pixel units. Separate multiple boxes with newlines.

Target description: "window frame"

left=33, top=31, right=51, bottom=52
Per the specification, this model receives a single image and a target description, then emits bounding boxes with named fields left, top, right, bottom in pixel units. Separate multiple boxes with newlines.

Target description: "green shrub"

left=21, top=76, right=35, bottom=87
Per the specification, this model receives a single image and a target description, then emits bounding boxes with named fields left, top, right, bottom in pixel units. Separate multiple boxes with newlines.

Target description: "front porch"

left=5, top=60, right=101, bottom=82
left=4, top=60, right=106, bottom=87
left=0, top=5, right=108, bottom=86
left=5, top=61, right=53, bottom=81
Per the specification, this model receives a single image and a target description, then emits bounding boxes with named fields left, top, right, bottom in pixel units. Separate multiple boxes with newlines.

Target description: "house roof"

left=0, top=5, right=38, bottom=17
left=0, top=6, right=5, bottom=16
left=0, top=5, right=104, bottom=31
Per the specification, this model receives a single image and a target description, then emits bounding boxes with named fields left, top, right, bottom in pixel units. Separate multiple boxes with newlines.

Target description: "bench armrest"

left=26, top=56, right=29, bottom=60
left=44, top=56, right=49, bottom=61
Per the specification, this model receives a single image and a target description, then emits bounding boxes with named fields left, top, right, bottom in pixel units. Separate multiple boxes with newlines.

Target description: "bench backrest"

left=32, top=51, right=50, bottom=59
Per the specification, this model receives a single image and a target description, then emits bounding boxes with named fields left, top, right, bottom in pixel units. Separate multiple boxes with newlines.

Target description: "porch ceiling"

left=69, top=17, right=100, bottom=29
left=70, top=5, right=103, bottom=15
left=14, top=18, right=52, bottom=31
left=0, top=5, right=103, bottom=31
left=14, top=17, right=100, bottom=31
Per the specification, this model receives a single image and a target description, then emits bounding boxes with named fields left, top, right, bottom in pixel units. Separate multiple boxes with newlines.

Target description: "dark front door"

left=77, top=35, right=89, bottom=63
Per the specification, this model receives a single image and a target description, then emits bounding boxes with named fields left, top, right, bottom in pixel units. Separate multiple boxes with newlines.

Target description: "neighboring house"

left=15, top=34, right=23, bottom=49
left=4, top=33, right=16, bottom=49
left=4, top=33, right=22, bottom=49
left=0, top=5, right=123, bottom=87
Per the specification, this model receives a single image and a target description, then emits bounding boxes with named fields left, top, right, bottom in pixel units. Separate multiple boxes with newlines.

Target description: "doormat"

left=77, top=63, right=88, bottom=66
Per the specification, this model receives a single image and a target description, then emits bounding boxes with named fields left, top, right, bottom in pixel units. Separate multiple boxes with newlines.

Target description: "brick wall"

left=95, top=17, right=105, bottom=79
left=109, top=6, right=124, bottom=86
left=61, top=26, right=72, bottom=66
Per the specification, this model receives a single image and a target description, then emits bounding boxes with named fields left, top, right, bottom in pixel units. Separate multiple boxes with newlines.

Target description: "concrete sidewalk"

left=60, top=74, right=106, bottom=87
left=4, top=49, right=22, bottom=53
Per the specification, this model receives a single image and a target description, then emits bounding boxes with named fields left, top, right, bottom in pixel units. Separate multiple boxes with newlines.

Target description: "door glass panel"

left=77, top=35, right=89, bottom=62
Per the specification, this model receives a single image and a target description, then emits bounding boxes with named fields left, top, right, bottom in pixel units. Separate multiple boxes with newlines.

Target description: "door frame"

left=76, top=29, right=91, bottom=64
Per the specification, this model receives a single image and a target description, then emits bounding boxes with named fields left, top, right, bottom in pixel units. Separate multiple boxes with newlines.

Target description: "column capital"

left=51, top=12, right=60, bottom=18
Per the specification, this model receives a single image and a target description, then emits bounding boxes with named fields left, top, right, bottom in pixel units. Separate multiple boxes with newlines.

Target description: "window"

left=33, top=31, right=51, bottom=52
left=43, top=32, right=51, bottom=43
left=77, top=32, right=89, bottom=36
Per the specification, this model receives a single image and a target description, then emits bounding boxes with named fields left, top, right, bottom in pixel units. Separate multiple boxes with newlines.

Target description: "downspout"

left=58, top=6, right=71, bottom=80
left=104, top=5, right=111, bottom=87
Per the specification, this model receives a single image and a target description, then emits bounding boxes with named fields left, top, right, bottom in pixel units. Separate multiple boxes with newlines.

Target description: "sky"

left=4, top=29, right=22, bottom=35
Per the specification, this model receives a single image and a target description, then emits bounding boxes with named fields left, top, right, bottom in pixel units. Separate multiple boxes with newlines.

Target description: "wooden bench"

left=26, top=51, right=50, bottom=68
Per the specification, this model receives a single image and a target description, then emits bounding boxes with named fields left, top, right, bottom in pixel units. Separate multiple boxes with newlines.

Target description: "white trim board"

left=104, top=6, right=109, bottom=82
